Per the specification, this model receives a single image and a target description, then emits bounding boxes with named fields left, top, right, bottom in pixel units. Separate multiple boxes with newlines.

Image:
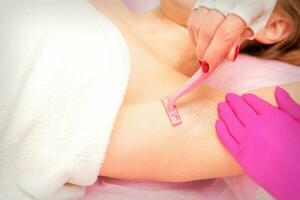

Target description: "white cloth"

left=0, top=0, right=131, bottom=199
left=193, top=0, right=277, bottom=37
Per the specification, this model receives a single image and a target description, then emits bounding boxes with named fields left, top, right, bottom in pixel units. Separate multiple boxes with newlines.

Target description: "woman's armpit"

left=180, top=100, right=217, bottom=132
left=101, top=85, right=241, bottom=181
left=176, top=85, right=223, bottom=133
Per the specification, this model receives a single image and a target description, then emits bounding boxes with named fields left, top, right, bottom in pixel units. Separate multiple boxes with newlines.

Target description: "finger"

left=196, top=9, right=225, bottom=60
left=218, top=102, right=245, bottom=142
left=215, top=120, right=238, bottom=156
left=275, top=87, right=300, bottom=121
left=226, top=28, right=253, bottom=61
left=188, top=25, right=196, bottom=45
left=187, top=11, right=198, bottom=45
left=226, top=93, right=257, bottom=126
left=226, top=39, right=240, bottom=62
left=242, top=93, right=276, bottom=115
left=187, top=8, right=210, bottom=46
left=202, top=14, right=246, bottom=73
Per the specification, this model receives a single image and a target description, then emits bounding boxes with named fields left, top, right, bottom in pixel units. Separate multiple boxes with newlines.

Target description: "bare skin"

left=89, top=0, right=300, bottom=182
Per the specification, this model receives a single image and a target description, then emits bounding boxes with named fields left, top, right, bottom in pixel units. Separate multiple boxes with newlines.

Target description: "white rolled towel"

left=0, top=0, right=131, bottom=199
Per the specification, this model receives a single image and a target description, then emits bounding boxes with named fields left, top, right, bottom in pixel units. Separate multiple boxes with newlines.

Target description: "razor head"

left=161, top=97, right=182, bottom=126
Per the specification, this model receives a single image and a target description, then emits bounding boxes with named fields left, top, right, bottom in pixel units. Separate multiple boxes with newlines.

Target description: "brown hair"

left=242, top=0, right=300, bottom=66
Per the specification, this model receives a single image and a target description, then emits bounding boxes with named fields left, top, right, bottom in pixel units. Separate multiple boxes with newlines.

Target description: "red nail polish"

left=198, top=60, right=202, bottom=66
left=202, top=61, right=210, bottom=73
left=233, top=46, right=240, bottom=61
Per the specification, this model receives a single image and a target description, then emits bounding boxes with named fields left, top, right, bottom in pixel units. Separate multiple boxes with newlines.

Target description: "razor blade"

left=161, top=97, right=182, bottom=126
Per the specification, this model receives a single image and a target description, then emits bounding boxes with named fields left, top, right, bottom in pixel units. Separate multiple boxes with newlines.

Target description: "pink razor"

left=161, top=68, right=209, bottom=126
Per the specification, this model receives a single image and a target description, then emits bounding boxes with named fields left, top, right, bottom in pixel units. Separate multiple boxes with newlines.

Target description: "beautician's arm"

left=100, top=82, right=300, bottom=182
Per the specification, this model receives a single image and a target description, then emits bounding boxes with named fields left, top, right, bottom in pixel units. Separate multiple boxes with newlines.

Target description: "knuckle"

left=216, top=26, right=236, bottom=42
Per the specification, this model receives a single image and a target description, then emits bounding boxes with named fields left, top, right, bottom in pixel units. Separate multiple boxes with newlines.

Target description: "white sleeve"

left=193, top=0, right=277, bottom=37
left=0, top=0, right=130, bottom=199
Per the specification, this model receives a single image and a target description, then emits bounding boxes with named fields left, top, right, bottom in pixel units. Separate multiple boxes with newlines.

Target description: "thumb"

left=275, top=87, right=300, bottom=121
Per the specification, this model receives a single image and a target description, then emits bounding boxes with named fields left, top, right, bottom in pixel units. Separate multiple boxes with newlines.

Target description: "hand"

left=188, top=0, right=277, bottom=74
left=215, top=87, right=300, bottom=200
left=187, top=7, right=252, bottom=73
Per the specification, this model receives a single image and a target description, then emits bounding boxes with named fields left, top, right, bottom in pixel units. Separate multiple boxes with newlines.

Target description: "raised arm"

left=100, top=81, right=300, bottom=182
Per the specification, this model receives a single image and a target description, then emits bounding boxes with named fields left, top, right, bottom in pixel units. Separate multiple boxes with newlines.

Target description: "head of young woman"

left=245, top=0, right=300, bottom=66
left=160, top=0, right=300, bottom=66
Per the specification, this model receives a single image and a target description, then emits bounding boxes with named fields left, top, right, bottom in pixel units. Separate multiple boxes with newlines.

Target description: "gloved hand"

left=188, top=0, right=277, bottom=74
left=275, top=86, right=300, bottom=122
left=216, top=87, right=300, bottom=200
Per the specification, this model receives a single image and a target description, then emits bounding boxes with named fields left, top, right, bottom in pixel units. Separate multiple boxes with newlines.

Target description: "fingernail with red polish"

left=198, top=60, right=202, bottom=66
left=202, top=60, right=210, bottom=73
left=233, top=46, right=240, bottom=61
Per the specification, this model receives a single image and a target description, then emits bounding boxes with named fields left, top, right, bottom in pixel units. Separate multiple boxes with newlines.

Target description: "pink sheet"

left=84, top=177, right=238, bottom=200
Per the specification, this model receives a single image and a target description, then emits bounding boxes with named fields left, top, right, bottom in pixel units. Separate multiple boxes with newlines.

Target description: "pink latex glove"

left=216, top=87, right=300, bottom=200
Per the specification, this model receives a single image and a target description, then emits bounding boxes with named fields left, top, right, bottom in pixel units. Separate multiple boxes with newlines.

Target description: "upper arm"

left=100, top=82, right=300, bottom=182
left=248, top=82, right=300, bottom=106
left=100, top=85, right=242, bottom=182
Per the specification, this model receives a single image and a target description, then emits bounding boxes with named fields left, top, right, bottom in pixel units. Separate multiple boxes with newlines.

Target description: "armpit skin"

left=100, top=82, right=300, bottom=182
left=99, top=84, right=238, bottom=182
